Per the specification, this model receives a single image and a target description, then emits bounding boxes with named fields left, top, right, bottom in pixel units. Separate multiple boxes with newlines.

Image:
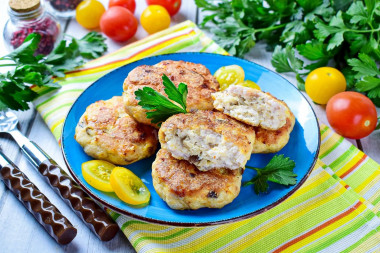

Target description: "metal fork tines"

left=0, top=110, right=18, bottom=133
left=0, top=110, right=46, bottom=167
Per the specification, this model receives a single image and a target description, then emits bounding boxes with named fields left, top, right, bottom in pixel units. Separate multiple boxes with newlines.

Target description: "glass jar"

left=3, top=0, right=62, bottom=55
left=45, top=0, right=83, bottom=19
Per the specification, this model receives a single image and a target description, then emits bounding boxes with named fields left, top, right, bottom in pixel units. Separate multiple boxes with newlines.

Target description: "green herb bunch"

left=0, top=32, right=107, bottom=111
left=196, top=0, right=380, bottom=106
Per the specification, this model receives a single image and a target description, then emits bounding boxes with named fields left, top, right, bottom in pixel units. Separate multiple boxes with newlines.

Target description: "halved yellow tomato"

left=238, top=80, right=261, bottom=90
left=82, top=160, right=116, bottom=192
left=214, top=65, right=245, bottom=90
left=110, top=167, right=150, bottom=206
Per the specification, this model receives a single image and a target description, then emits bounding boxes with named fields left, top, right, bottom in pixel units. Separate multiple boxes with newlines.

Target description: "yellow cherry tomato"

left=305, top=67, right=346, bottom=104
left=214, top=65, right=245, bottom=90
left=76, top=0, right=105, bottom=29
left=238, top=80, right=261, bottom=90
left=110, top=167, right=150, bottom=206
left=82, top=160, right=116, bottom=192
left=140, top=5, right=171, bottom=34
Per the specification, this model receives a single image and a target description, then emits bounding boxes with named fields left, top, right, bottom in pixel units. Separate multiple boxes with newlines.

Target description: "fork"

left=0, top=110, right=119, bottom=241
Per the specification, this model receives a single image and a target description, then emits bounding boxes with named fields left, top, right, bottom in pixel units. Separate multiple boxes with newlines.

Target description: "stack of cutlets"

left=122, top=60, right=294, bottom=210
left=76, top=60, right=295, bottom=210
left=123, top=60, right=255, bottom=210
left=155, top=110, right=255, bottom=210
left=153, top=86, right=295, bottom=210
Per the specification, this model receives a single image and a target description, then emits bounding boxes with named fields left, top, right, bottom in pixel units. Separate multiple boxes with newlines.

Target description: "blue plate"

left=61, top=53, right=320, bottom=226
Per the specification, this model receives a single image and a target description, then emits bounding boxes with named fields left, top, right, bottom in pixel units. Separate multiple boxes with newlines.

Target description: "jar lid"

left=9, top=0, right=40, bottom=13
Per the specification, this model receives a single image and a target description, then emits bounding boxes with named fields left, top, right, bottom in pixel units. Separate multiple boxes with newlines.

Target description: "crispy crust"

left=122, top=60, right=219, bottom=128
left=74, top=96, right=158, bottom=165
left=152, top=149, right=242, bottom=210
left=252, top=113, right=295, bottom=153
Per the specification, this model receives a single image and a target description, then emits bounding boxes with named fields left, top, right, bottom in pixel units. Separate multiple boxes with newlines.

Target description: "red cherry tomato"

left=326, top=92, right=378, bottom=139
left=146, top=0, right=181, bottom=16
left=108, top=0, right=136, bottom=13
left=100, top=6, right=138, bottom=42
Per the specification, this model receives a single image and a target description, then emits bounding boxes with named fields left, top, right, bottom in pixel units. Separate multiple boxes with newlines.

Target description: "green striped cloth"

left=33, top=21, right=380, bottom=252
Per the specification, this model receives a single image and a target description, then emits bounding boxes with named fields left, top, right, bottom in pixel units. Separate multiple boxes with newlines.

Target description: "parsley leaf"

left=271, top=45, right=306, bottom=90
left=75, top=32, right=108, bottom=59
left=347, top=53, right=380, bottom=78
left=162, top=75, right=187, bottom=111
left=135, top=74, right=188, bottom=125
left=347, top=53, right=380, bottom=101
left=347, top=1, right=369, bottom=25
left=243, top=155, right=297, bottom=194
left=271, top=45, right=303, bottom=73
left=296, top=40, right=328, bottom=61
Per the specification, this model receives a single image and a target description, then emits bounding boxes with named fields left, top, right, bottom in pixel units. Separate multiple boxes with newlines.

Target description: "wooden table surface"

left=0, top=1, right=379, bottom=252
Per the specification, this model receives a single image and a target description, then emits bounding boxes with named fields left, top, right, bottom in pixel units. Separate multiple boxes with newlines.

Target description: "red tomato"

left=326, top=92, right=378, bottom=139
left=108, top=0, right=136, bottom=13
left=146, top=0, right=181, bottom=16
left=100, top=7, right=137, bottom=42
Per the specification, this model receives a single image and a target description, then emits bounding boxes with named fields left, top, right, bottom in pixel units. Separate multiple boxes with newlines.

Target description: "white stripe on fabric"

left=138, top=227, right=217, bottom=253
left=321, top=139, right=353, bottom=166
left=317, top=215, right=380, bottom=253
left=363, top=178, right=380, bottom=201
left=321, top=130, right=334, bottom=145
left=128, top=227, right=176, bottom=242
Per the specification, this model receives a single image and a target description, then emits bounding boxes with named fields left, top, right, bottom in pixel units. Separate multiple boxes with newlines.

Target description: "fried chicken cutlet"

left=75, top=96, right=158, bottom=165
left=159, top=110, right=255, bottom=171
left=122, top=60, right=219, bottom=128
left=152, top=149, right=243, bottom=210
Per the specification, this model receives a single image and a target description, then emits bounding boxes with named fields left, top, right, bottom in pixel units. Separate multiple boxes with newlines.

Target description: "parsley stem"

left=0, top=64, right=17, bottom=67
left=346, top=27, right=380, bottom=33
left=245, top=165, right=260, bottom=173
left=256, top=24, right=287, bottom=33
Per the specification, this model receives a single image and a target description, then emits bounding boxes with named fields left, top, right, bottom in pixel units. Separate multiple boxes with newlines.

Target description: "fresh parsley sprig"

left=0, top=32, right=107, bottom=111
left=243, top=154, right=297, bottom=194
left=135, top=74, right=188, bottom=125
left=197, top=0, right=380, bottom=105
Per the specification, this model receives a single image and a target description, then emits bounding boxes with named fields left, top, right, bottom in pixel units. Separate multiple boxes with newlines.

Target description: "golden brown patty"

left=152, top=149, right=243, bottom=210
left=159, top=110, right=255, bottom=171
left=74, top=96, right=158, bottom=165
left=252, top=112, right=295, bottom=153
left=122, top=60, right=219, bottom=128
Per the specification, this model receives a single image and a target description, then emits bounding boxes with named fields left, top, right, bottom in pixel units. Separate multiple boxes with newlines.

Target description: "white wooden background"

left=0, top=1, right=379, bottom=252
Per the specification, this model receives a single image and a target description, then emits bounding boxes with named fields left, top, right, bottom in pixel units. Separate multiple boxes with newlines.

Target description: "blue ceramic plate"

left=62, top=53, right=320, bottom=226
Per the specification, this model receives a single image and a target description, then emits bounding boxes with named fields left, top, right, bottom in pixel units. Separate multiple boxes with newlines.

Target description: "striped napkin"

left=33, top=21, right=380, bottom=252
